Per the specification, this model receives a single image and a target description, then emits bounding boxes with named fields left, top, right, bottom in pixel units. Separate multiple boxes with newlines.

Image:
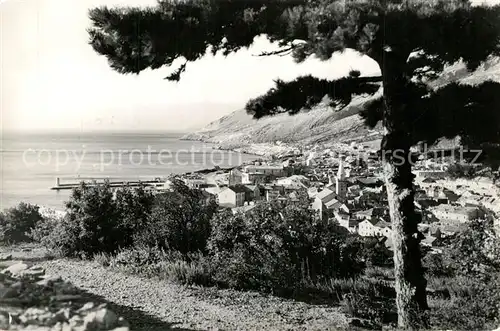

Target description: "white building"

left=312, top=188, right=337, bottom=220
left=217, top=186, right=246, bottom=208
left=243, top=165, right=286, bottom=177
left=334, top=211, right=359, bottom=233
left=414, top=170, right=447, bottom=180
left=358, top=219, right=392, bottom=237
left=277, top=175, right=310, bottom=188
left=430, top=205, right=481, bottom=223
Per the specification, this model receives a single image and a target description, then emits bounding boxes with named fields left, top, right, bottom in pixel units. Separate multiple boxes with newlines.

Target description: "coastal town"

left=167, top=141, right=500, bottom=254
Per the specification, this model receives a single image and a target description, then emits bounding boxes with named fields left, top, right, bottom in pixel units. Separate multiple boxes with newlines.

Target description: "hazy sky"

left=1, top=0, right=497, bottom=132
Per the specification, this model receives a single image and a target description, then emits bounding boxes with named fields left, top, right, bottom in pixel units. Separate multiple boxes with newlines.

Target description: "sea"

left=0, top=131, right=259, bottom=211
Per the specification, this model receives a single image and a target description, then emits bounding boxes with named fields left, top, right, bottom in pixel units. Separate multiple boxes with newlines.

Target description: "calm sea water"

left=0, top=132, right=258, bottom=211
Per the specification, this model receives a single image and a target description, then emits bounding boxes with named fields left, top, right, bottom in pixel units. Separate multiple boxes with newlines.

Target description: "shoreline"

left=11, top=144, right=266, bottom=216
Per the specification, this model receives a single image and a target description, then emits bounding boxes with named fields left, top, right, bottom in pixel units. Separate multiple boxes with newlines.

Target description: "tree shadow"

left=72, top=289, right=201, bottom=331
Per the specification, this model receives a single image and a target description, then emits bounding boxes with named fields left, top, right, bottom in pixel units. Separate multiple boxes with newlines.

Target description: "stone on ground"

left=1, top=261, right=129, bottom=331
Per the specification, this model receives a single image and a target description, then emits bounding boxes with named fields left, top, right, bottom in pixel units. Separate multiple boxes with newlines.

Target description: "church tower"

left=335, top=159, right=348, bottom=200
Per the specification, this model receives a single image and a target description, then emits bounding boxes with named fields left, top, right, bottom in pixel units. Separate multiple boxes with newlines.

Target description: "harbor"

left=50, top=177, right=166, bottom=191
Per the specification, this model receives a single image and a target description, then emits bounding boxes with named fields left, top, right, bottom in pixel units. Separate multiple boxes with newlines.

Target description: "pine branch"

left=245, top=75, right=382, bottom=119
left=253, top=46, right=296, bottom=57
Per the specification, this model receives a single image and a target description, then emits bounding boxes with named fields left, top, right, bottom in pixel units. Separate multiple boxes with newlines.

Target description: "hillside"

left=183, top=57, right=500, bottom=150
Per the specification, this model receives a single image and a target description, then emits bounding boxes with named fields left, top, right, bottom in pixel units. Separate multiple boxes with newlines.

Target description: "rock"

left=30, top=265, right=44, bottom=270
left=0, top=297, right=25, bottom=306
left=69, top=315, right=83, bottom=328
left=19, top=307, right=51, bottom=325
left=61, top=322, right=74, bottom=331
left=1, top=262, right=29, bottom=276
left=50, top=294, right=83, bottom=302
left=37, top=275, right=62, bottom=287
left=95, top=309, right=118, bottom=328
left=10, top=281, right=24, bottom=289
left=0, top=254, right=12, bottom=261
left=83, top=308, right=118, bottom=331
left=23, top=267, right=46, bottom=277
left=0, top=311, right=10, bottom=329
left=77, top=302, right=95, bottom=313
left=0, top=283, right=18, bottom=299
left=52, top=308, right=71, bottom=323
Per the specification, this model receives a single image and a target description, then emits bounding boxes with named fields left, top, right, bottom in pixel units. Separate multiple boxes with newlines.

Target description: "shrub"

left=157, top=253, right=213, bottom=286
left=208, top=199, right=366, bottom=294
left=134, top=179, right=217, bottom=254
left=35, top=179, right=218, bottom=259
left=449, top=217, right=500, bottom=279
left=426, top=218, right=500, bottom=330
left=364, top=266, right=394, bottom=280
left=336, top=277, right=397, bottom=326
left=115, top=185, right=155, bottom=248
left=429, top=275, right=500, bottom=330
left=33, top=214, right=83, bottom=257
left=35, top=182, right=155, bottom=258
left=29, top=209, right=63, bottom=242
left=422, top=251, right=454, bottom=278
left=0, top=202, right=45, bottom=244
left=93, top=252, right=112, bottom=267
left=100, top=245, right=214, bottom=286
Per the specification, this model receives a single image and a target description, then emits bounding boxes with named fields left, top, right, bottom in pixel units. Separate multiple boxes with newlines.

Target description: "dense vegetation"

left=0, top=202, right=45, bottom=244
left=3, top=181, right=498, bottom=330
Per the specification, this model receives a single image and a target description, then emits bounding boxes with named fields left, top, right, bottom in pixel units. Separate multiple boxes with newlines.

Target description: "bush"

left=422, top=251, right=454, bottom=278
left=34, top=179, right=218, bottom=259
left=335, top=278, right=397, bottom=326
left=115, top=185, right=155, bottom=248
left=35, top=182, right=155, bottom=258
left=429, top=275, right=500, bottom=330
left=157, top=253, right=213, bottom=286
left=448, top=217, right=500, bottom=279
left=208, top=199, right=366, bottom=294
left=134, top=179, right=217, bottom=254
left=0, top=202, right=45, bottom=244
left=426, top=218, right=500, bottom=330
left=33, top=214, right=84, bottom=257
left=98, top=245, right=214, bottom=286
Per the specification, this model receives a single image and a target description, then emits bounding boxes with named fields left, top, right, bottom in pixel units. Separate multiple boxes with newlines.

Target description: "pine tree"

left=88, top=0, right=500, bottom=328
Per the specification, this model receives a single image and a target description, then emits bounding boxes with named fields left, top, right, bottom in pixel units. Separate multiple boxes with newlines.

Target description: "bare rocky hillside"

left=182, top=57, right=500, bottom=149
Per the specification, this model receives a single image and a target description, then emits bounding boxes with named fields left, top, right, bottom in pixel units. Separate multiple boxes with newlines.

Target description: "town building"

left=354, top=207, right=386, bottom=221
left=242, top=185, right=262, bottom=202
left=183, top=178, right=206, bottom=189
left=334, top=211, right=359, bottom=233
left=243, top=165, right=286, bottom=177
left=277, top=175, right=309, bottom=188
left=228, top=169, right=243, bottom=186
left=217, top=186, right=246, bottom=208
left=262, top=185, right=286, bottom=201
left=241, top=172, right=268, bottom=184
left=312, top=188, right=337, bottom=221
left=430, top=204, right=482, bottom=223
left=414, top=170, right=447, bottom=180
left=358, top=219, right=392, bottom=237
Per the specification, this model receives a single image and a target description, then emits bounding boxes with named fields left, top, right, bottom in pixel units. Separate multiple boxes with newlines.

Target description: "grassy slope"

left=183, top=58, right=500, bottom=149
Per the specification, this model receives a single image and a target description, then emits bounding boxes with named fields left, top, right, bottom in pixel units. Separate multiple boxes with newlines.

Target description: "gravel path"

left=36, top=259, right=350, bottom=331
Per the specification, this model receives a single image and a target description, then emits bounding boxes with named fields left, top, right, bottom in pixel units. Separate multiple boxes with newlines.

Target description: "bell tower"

left=335, top=159, right=347, bottom=200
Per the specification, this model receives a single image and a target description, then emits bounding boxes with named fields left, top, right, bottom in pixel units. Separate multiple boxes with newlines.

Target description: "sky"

left=1, top=0, right=498, bottom=133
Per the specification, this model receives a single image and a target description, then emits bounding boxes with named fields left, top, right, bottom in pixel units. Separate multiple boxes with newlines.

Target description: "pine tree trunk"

left=380, top=51, right=429, bottom=329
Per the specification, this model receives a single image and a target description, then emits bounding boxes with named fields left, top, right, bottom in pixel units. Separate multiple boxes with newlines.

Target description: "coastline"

left=22, top=143, right=266, bottom=217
